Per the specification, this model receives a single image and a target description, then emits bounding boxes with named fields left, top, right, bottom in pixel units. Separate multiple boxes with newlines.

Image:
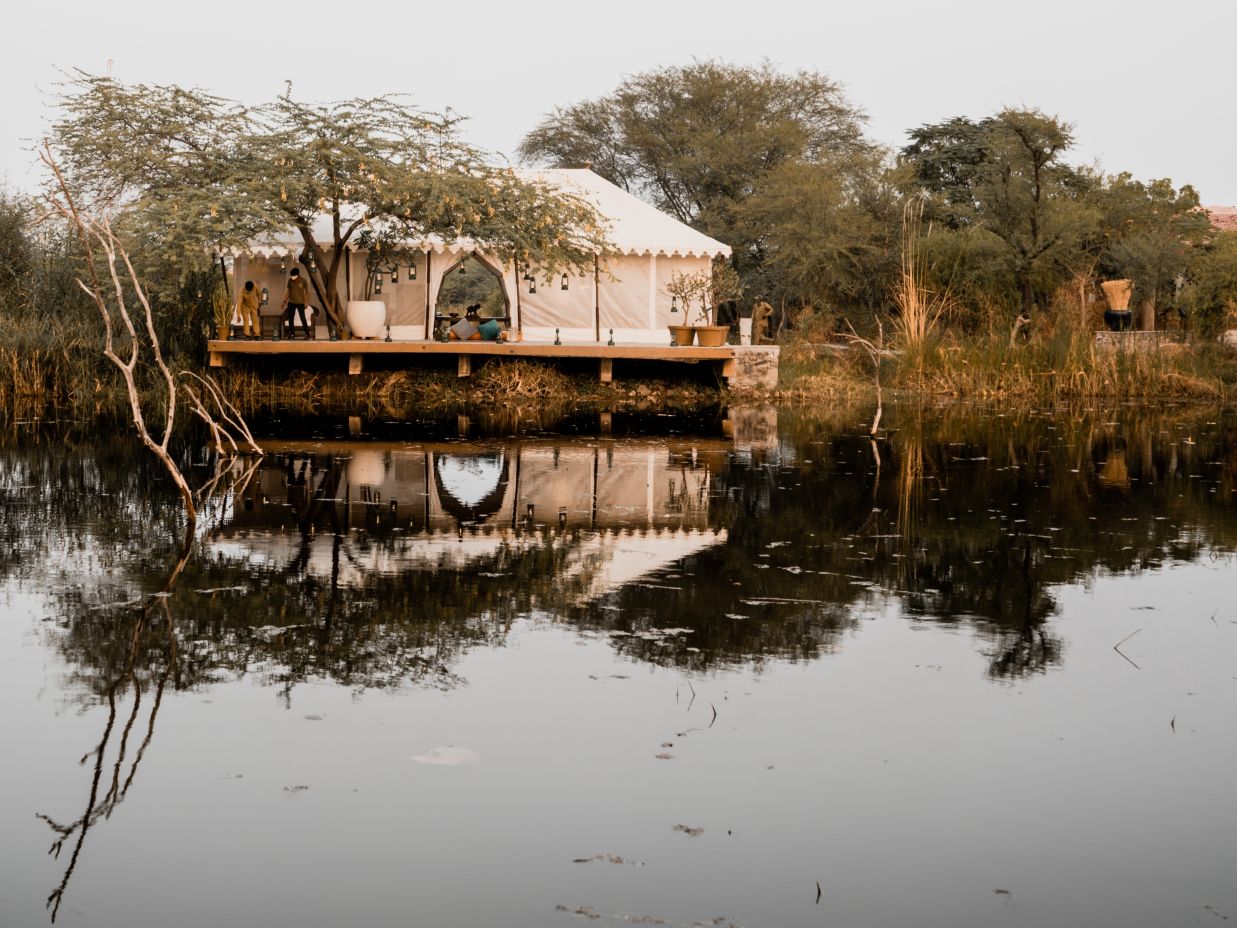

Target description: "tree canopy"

left=49, top=74, right=608, bottom=330
left=519, top=60, right=889, bottom=311
left=902, top=109, right=1211, bottom=328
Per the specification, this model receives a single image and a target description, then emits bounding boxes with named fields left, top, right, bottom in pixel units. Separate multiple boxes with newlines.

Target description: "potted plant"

left=694, top=262, right=742, bottom=347
left=665, top=271, right=703, bottom=346
left=211, top=280, right=232, bottom=341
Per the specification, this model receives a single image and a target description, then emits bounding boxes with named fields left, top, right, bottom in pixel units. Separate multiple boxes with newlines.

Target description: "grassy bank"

left=4, top=325, right=1237, bottom=422
left=776, top=331, right=1237, bottom=404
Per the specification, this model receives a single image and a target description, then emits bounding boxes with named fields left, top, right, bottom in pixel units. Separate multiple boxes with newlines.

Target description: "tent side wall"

left=521, top=253, right=714, bottom=343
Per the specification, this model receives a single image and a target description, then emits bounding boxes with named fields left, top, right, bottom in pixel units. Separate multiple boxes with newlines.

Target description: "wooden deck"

left=208, top=338, right=741, bottom=383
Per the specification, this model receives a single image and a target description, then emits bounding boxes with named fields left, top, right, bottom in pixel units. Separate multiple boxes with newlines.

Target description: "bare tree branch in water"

left=39, top=143, right=262, bottom=524
left=843, top=319, right=884, bottom=436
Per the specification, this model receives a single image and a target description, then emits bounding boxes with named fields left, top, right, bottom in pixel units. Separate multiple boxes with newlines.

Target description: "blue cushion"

left=478, top=319, right=502, bottom=340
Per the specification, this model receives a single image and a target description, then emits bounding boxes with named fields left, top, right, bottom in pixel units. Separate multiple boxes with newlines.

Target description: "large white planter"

left=347, top=300, right=386, bottom=339
left=348, top=450, right=386, bottom=488
left=738, top=318, right=753, bottom=346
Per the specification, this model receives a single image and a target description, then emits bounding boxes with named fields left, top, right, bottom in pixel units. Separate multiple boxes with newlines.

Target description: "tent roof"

left=229, top=168, right=730, bottom=260
left=538, top=169, right=730, bottom=258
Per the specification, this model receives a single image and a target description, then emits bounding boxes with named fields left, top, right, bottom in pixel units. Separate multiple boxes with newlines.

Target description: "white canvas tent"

left=225, top=169, right=731, bottom=343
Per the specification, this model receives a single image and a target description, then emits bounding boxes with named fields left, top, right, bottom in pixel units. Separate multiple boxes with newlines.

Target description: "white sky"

left=4, top=0, right=1233, bottom=203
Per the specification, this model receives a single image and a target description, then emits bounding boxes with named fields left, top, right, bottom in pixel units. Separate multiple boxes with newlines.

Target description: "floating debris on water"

left=413, top=746, right=480, bottom=767
left=571, top=854, right=646, bottom=867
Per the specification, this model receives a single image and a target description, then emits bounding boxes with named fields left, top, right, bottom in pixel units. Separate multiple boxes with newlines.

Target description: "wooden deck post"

left=458, top=354, right=472, bottom=378
left=720, top=358, right=736, bottom=385
left=348, top=353, right=364, bottom=375
left=599, top=358, right=613, bottom=384
left=209, top=350, right=228, bottom=368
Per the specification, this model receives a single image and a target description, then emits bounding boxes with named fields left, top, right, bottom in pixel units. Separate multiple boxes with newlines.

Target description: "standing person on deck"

left=281, top=267, right=312, bottom=339
left=237, top=280, right=261, bottom=339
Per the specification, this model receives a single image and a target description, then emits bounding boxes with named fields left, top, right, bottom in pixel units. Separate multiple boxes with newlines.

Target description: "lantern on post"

left=560, top=273, right=569, bottom=291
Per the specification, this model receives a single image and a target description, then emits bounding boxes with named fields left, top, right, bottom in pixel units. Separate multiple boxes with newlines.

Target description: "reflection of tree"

left=7, top=404, right=1237, bottom=700
left=37, top=533, right=189, bottom=922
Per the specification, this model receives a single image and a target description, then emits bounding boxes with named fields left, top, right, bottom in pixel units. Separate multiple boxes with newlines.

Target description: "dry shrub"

left=471, top=359, right=574, bottom=401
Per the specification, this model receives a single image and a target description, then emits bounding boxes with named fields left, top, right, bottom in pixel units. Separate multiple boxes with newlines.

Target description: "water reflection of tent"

left=210, top=525, right=724, bottom=605
left=210, top=442, right=726, bottom=602
left=336, top=444, right=713, bottom=533
left=433, top=452, right=509, bottom=524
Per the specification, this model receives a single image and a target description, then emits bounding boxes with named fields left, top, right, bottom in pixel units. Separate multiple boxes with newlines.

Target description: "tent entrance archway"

left=434, top=254, right=511, bottom=335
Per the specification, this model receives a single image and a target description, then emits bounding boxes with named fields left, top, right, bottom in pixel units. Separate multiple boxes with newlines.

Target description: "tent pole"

left=511, top=257, right=522, bottom=338
left=593, top=254, right=600, bottom=343
left=423, top=249, right=432, bottom=340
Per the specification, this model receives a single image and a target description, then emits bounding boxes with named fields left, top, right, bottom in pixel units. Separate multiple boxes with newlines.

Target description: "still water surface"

left=1, top=404, right=1235, bottom=927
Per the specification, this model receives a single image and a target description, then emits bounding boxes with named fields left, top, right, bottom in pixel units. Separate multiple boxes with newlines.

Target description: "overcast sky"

left=4, top=0, right=1233, bottom=203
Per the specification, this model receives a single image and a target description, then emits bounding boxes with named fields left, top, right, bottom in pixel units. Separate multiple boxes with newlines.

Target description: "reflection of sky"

left=436, top=453, right=504, bottom=507
left=5, top=556, right=1236, bottom=928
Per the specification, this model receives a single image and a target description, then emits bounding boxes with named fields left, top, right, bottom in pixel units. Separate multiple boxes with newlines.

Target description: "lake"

left=1, top=403, right=1235, bottom=928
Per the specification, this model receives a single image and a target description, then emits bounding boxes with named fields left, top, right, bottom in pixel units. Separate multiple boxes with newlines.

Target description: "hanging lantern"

left=260, top=287, right=269, bottom=306
left=561, top=273, right=569, bottom=291
left=528, top=278, right=537, bottom=294
left=522, top=269, right=532, bottom=282
left=307, top=254, right=317, bottom=272
left=279, top=255, right=287, bottom=272
left=375, top=271, right=384, bottom=294
left=458, top=262, right=466, bottom=275
left=408, top=261, right=417, bottom=281
left=671, top=296, right=678, bottom=313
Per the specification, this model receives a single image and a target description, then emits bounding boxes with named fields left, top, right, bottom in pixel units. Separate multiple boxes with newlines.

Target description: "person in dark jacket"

left=281, top=267, right=312, bottom=339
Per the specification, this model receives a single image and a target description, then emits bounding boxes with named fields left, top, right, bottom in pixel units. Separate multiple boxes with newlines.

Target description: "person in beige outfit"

left=237, top=280, right=261, bottom=338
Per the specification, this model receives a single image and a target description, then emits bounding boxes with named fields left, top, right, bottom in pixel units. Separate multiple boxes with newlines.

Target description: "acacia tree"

left=49, top=74, right=608, bottom=334
left=903, top=109, right=1095, bottom=320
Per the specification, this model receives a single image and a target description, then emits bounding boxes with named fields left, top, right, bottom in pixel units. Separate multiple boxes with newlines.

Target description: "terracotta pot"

left=668, top=324, right=696, bottom=347
left=694, top=325, right=730, bottom=347
left=215, top=325, right=230, bottom=341
left=347, top=300, right=386, bottom=339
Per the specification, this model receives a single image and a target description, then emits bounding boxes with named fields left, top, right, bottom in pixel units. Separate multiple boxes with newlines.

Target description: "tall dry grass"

left=892, top=198, right=952, bottom=352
